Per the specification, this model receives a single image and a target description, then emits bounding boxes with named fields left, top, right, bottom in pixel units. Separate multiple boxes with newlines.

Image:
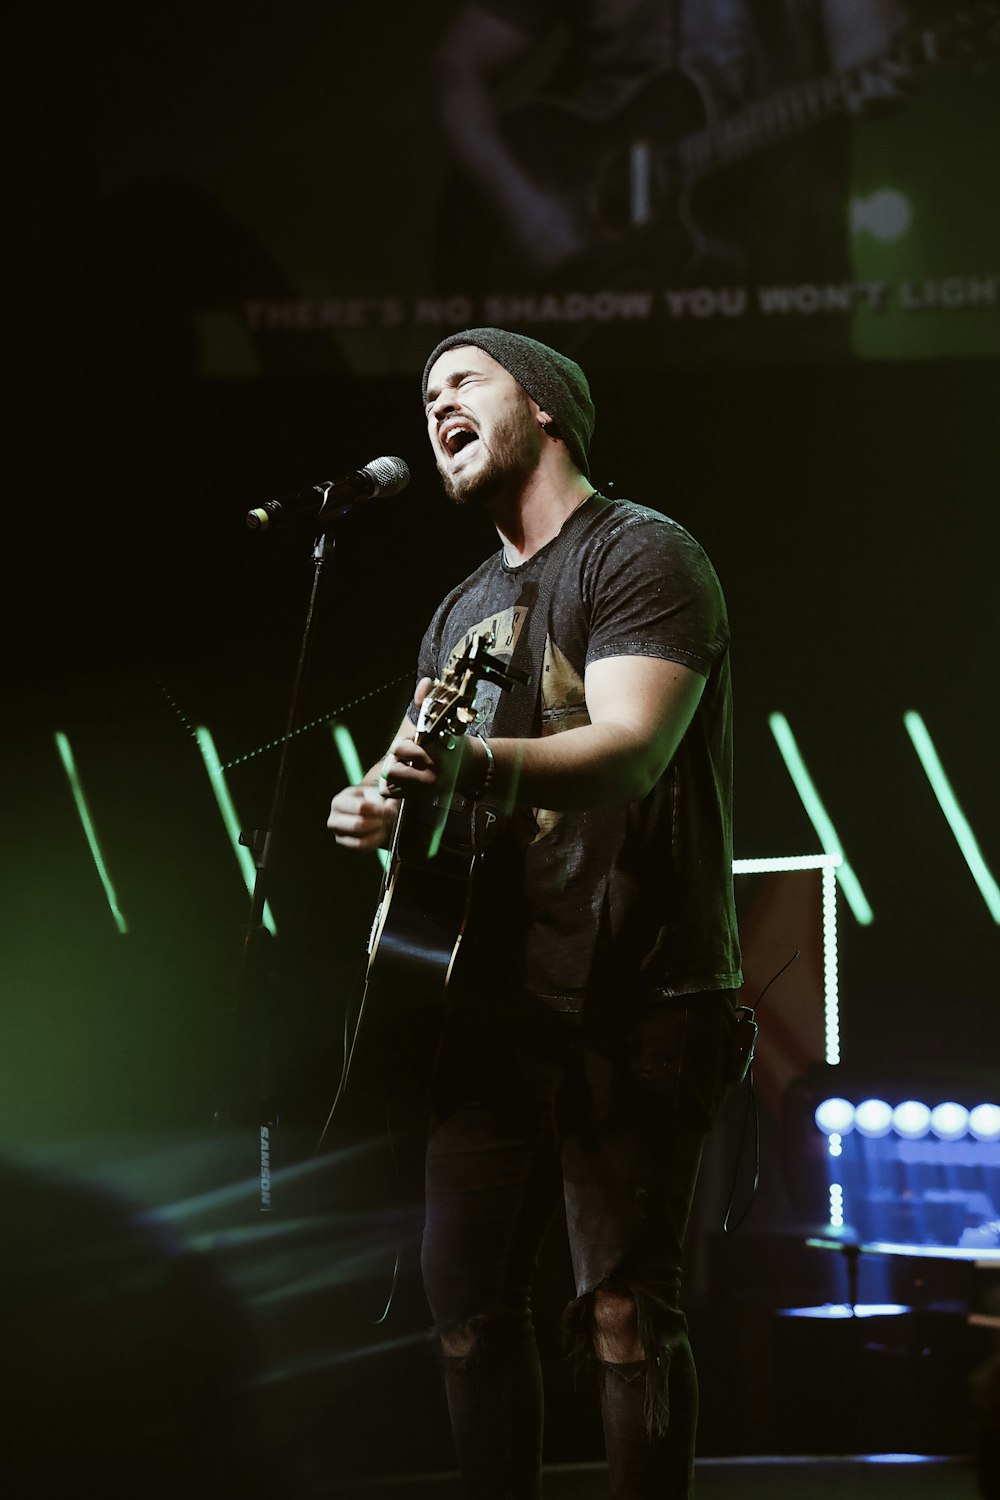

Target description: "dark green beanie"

left=422, top=327, right=595, bottom=477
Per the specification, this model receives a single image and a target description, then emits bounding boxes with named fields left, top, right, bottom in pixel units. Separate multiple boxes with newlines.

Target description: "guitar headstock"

left=414, top=629, right=528, bottom=748
left=415, top=668, right=478, bottom=747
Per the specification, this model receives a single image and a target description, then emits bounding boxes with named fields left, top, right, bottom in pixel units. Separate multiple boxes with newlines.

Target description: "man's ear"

left=538, top=409, right=555, bottom=431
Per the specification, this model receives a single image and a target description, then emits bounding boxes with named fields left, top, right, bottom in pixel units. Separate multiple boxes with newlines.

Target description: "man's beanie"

left=422, top=328, right=595, bottom=477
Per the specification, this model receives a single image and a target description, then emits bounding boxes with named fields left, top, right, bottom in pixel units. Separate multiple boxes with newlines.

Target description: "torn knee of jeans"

left=561, top=1279, right=689, bottom=1439
left=592, top=1286, right=644, bottom=1363
left=440, top=1321, right=479, bottom=1360
left=434, top=1307, right=529, bottom=1372
left=434, top=1313, right=488, bottom=1370
left=561, top=1279, right=686, bottom=1362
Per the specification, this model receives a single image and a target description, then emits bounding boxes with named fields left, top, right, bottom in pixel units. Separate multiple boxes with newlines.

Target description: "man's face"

left=424, top=346, right=544, bottom=506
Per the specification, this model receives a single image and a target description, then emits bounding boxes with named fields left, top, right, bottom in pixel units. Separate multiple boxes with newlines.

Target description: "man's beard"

left=436, top=398, right=540, bottom=507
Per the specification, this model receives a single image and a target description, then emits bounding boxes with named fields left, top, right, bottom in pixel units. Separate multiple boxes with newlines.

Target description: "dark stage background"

left=3, top=1, right=999, bottom=1490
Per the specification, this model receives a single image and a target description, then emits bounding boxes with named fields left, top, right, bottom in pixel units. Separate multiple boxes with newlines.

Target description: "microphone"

left=246, top=455, right=410, bottom=532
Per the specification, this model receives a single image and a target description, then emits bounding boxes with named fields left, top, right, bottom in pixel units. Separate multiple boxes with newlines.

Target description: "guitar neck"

left=678, top=24, right=949, bottom=181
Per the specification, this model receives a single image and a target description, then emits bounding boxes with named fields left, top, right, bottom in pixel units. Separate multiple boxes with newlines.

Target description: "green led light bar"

left=904, top=711, right=1000, bottom=923
left=53, top=732, right=128, bottom=935
left=768, top=713, right=874, bottom=926
left=331, top=722, right=365, bottom=784
left=331, top=721, right=389, bottom=873
left=195, top=726, right=277, bottom=935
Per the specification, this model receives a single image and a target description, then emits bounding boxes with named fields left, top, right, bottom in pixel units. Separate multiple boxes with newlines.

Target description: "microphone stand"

left=219, top=526, right=332, bottom=1215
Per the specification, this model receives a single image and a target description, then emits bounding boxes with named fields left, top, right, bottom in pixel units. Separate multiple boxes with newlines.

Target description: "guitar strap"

left=470, top=493, right=600, bottom=851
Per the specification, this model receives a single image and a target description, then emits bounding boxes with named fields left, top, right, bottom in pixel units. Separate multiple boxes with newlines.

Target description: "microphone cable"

left=311, top=955, right=403, bottom=1329
left=722, top=949, right=800, bottom=1234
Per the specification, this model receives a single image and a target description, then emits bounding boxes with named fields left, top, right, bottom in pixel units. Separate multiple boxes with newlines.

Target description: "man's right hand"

left=327, top=784, right=400, bottom=852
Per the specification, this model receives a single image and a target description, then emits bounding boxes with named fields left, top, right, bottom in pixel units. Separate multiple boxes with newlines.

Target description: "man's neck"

left=490, top=467, right=595, bottom=567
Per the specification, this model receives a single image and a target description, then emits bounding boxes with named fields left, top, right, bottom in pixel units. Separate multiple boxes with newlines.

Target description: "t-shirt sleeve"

left=408, top=607, right=446, bottom=722
left=416, top=611, right=442, bottom=684
left=583, top=514, right=729, bottom=678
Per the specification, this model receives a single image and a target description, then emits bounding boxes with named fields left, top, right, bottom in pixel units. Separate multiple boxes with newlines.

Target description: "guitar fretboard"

left=678, top=12, right=992, bottom=180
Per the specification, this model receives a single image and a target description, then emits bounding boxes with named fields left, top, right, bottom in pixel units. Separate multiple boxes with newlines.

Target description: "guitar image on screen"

left=443, top=3, right=999, bottom=284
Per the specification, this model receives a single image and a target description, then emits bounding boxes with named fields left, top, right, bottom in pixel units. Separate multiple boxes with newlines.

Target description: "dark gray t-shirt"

left=415, top=494, right=742, bottom=1013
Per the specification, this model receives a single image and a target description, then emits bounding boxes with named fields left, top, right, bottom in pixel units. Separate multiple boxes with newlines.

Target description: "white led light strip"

left=732, top=855, right=843, bottom=874
left=733, top=854, right=841, bottom=1065
left=822, top=863, right=840, bottom=1065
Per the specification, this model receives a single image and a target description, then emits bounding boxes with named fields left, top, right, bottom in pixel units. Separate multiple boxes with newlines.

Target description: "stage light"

left=777, top=1303, right=910, bottom=1319
left=195, top=726, right=277, bottom=935
left=969, top=1104, right=1000, bottom=1143
left=930, top=1102, right=969, bottom=1141
left=850, top=189, right=913, bottom=242
left=822, top=862, right=840, bottom=1064
left=54, top=732, right=128, bottom=935
left=815, top=1097, right=855, bottom=1135
left=860, top=1455, right=941, bottom=1465
left=904, top=711, right=1000, bottom=923
left=829, top=1182, right=844, bottom=1228
left=855, top=1099, right=893, bottom=1138
left=768, top=713, right=874, bottom=925
left=892, top=1100, right=932, bottom=1140
left=331, top=721, right=389, bottom=872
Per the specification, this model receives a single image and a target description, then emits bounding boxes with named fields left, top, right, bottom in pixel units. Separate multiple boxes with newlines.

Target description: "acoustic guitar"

left=333, top=631, right=519, bottom=1112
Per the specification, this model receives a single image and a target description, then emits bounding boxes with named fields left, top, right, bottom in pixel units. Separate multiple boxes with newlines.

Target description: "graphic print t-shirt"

left=416, top=495, right=742, bottom=1012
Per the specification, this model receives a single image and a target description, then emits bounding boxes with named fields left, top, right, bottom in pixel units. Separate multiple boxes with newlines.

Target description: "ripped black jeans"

left=420, top=990, right=740, bottom=1500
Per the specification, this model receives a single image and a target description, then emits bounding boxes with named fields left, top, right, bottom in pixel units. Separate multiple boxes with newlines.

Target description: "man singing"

left=327, top=328, right=742, bottom=1498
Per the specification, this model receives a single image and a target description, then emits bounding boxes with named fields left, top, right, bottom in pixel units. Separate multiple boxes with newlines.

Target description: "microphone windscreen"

left=363, top=455, right=410, bottom=497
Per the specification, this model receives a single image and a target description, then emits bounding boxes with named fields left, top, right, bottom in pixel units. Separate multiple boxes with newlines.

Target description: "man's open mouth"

left=441, top=422, right=479, bottom=457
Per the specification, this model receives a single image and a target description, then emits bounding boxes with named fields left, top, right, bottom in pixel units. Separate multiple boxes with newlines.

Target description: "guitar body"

left=342, top=808, right=477, bottom=1107
left=328, top=632, right=517, bottom=1117
left=497, top=70, right=742, bottom=279
left=439, top=68, right=768, bottom=293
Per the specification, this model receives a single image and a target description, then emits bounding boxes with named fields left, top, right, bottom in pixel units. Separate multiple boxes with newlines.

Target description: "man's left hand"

left=378, top=677, right=488, bottom=800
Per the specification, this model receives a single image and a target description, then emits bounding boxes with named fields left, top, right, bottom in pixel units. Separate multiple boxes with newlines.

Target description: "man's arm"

left=377, top=655, right=707, bottom=814
left=433, top=3, right=587, bottom=268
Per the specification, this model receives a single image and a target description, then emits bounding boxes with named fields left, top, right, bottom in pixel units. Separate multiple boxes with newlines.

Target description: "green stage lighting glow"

left=195, top=726, right=277, bottom=935
left=255, top=1330, right=428, bottom=1386
left=904, top=711, right=1000, bottom=923
left=331, top=721, right=389, bottom=873
left=53, top=732, right=128, bottom=935
left=768, top=714, right=874, bottom=926
left=331, top=723, right=364, bottom=785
